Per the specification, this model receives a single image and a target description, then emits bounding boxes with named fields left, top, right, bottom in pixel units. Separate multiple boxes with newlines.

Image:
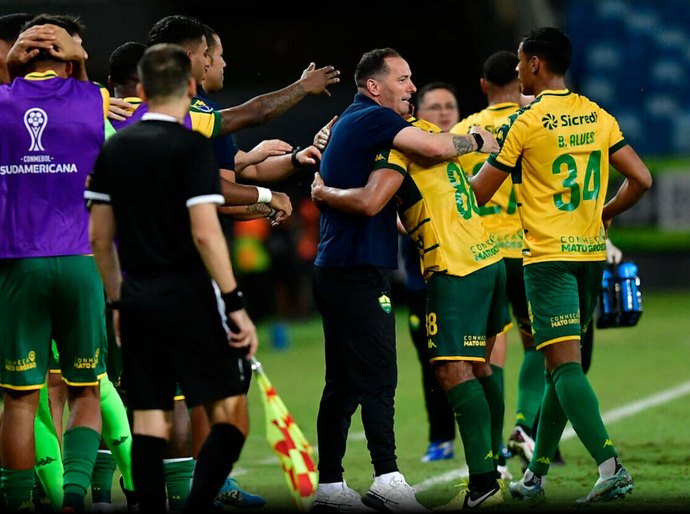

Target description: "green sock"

left=490, top=364, right=504, bottom=398
left=530, top=372, right=568, bottom=476
left=32, top=471, right=53, bottom=513
left=1, top=467, right=35, bottom=511
left=164, top=458, right=195, bottom=512
left=62, top=426, right=101, bottom=511
left=100, top=375, right=134, bottom=491
left=34, top=385, right=64, bottom=510
left=478, top=371, right=505, bottom=463
left=91, top=450, right=116, bottom=503
left=515, top=347, right=545, bottom=428
left=446, top=380, right=494, bottom=475
left=552, top=362, right=617, bottom=465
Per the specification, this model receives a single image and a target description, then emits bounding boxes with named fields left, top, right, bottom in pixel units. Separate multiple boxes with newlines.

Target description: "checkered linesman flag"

left=251, top=357, right=318, bottom=511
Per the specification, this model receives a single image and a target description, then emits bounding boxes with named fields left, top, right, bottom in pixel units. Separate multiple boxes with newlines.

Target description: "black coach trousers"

left=312, top=265, right=399, bottom=483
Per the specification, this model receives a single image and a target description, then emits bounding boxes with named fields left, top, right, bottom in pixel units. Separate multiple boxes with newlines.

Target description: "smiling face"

left=372, top=56, right=417, bottom=116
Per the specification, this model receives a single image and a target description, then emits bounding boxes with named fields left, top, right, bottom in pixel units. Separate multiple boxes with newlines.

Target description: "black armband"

left=221, top=288, right=245, bottom=313
left=291, top=146, right=305, bottom=168
left=106, top=299, right=121, bottom=310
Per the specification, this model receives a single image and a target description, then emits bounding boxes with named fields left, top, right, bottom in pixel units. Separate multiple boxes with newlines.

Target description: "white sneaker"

left=311, top=481, right=376, bottom=512
left=363, top=472, right=429, bottom=512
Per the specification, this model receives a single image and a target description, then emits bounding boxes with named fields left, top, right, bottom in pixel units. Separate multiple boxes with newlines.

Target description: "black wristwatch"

left=471, top=132, right=484, bottom=151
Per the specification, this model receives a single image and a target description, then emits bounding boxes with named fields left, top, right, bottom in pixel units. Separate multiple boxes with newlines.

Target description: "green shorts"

left=524, top=260, right=605, bottom=349
left=504, top=257, right=531, bottom=334
left=427, top=261, right=510, bottom=363
left=0, top=256, right=107, bottom=389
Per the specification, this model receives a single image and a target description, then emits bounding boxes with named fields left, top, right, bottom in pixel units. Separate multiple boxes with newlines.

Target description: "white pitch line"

left=412, top=379, right=690, bottom=492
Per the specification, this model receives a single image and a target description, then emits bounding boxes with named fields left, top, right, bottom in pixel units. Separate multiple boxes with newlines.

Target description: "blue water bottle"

left=596, top=267, right=618, bottom=329
left=615, top=261, right=643, bottom=327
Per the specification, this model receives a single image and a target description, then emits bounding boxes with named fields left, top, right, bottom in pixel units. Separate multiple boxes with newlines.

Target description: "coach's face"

left=376, top=56, right=417, bottom=117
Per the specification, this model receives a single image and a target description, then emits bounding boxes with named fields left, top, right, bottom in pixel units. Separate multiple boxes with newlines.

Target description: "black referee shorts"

left=119, top=270, right=251, bottom=410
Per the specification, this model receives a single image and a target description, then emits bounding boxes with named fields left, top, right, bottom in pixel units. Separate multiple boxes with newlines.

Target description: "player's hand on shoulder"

left=108, top=97, right=136, bottom=121
left=300, top=62, right=341, bottom=97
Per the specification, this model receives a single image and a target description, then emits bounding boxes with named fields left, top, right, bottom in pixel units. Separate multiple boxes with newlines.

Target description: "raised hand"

left=299, top=62, right=341, bottom=97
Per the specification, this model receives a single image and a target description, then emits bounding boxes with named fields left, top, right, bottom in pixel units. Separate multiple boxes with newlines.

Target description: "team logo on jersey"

left=378, top=294, right=392, bottom=313
left=192, top=99, right=213, bottom=113
left=542, top=113, right=558, bottom=130
left=24, top=108, right=48, bottom=151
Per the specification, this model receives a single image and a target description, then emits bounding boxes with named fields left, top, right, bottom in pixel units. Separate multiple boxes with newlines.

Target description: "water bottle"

left=596, top=267, right=618, bottom=329
left=614, top=261, right=643, bottom=327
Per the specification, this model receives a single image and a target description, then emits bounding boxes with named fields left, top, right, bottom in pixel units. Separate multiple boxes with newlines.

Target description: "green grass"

left=607, top=226, right=690, bottom=253
left=219, top=289, right=690, bottom=511
left=34, top=289, right=688, bottom=511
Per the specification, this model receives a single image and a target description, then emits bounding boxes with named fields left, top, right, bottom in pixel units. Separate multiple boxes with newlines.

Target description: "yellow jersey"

left=452, top=102, right=523, bottom=259
left=376, top=118, right=502, bottom=280
left=487, top=89, right=626, bottom=265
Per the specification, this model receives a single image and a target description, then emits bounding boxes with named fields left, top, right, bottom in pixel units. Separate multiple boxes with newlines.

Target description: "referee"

left=86, top=43, right=258, bottom=512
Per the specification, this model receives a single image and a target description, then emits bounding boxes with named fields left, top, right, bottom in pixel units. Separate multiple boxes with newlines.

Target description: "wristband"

left=106, top=299, right=120, bottom=310
left=291, top=146, right=304, bottom=168
left=471, top=132, right=484, bottom=151
left=221, top=288, right=245, bottom=313
left=256, top=186, right=272, bottom=203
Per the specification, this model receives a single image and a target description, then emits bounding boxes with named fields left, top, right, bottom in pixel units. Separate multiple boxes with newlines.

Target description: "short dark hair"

left=19, top=14, right=85, bottom=64
left=521, top=27, right=572, bottom=75
left=483, top=50, right=518, bottom=86
left=147, top=15, right=205, bottom=48
left=138, top=43, right=191, bottom=100
left=108, top=41, right=146, bottom=86
left=416, top=81, right=456, bottom=107
left=0, top=13, right=33, bottom=42
left=354, top=47, right=401, bottom=88
left=20, top=14, right=84, bottom=37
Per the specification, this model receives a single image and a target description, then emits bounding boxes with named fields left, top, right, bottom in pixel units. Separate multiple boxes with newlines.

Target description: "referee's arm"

left=89, top=203, right=122, bottom=304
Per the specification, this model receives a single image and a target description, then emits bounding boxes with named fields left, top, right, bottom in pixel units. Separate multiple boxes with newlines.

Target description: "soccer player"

left=469, top=27, right=652, bottom=504
left=451, top=50, right=529, bottom=479
left=406, top=81, right=460, bottom=463
left=0, top=14, right=107, bottom=512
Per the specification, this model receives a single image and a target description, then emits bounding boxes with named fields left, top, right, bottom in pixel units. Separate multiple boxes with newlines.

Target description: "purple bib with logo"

left=0, top=75, right=105, bottom=258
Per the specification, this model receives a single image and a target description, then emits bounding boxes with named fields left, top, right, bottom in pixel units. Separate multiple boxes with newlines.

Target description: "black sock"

left=131, top=434, right=167, bottom=513
left=184, top=423, right=245, bottom=512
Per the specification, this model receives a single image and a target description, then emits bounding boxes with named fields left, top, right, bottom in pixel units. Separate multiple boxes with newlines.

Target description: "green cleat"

left=433, top=481, right=504, bottom=511
left=575, top=467, right=633, bottom=504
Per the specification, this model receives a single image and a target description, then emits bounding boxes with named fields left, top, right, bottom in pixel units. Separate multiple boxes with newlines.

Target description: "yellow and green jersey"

left=376, top=117, right=502, bottom=280
left=452, top=102, right=523, bottom=259
left=112, top=96, right=221, bottom=138
left=487, top=89, right=626, bottom=265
